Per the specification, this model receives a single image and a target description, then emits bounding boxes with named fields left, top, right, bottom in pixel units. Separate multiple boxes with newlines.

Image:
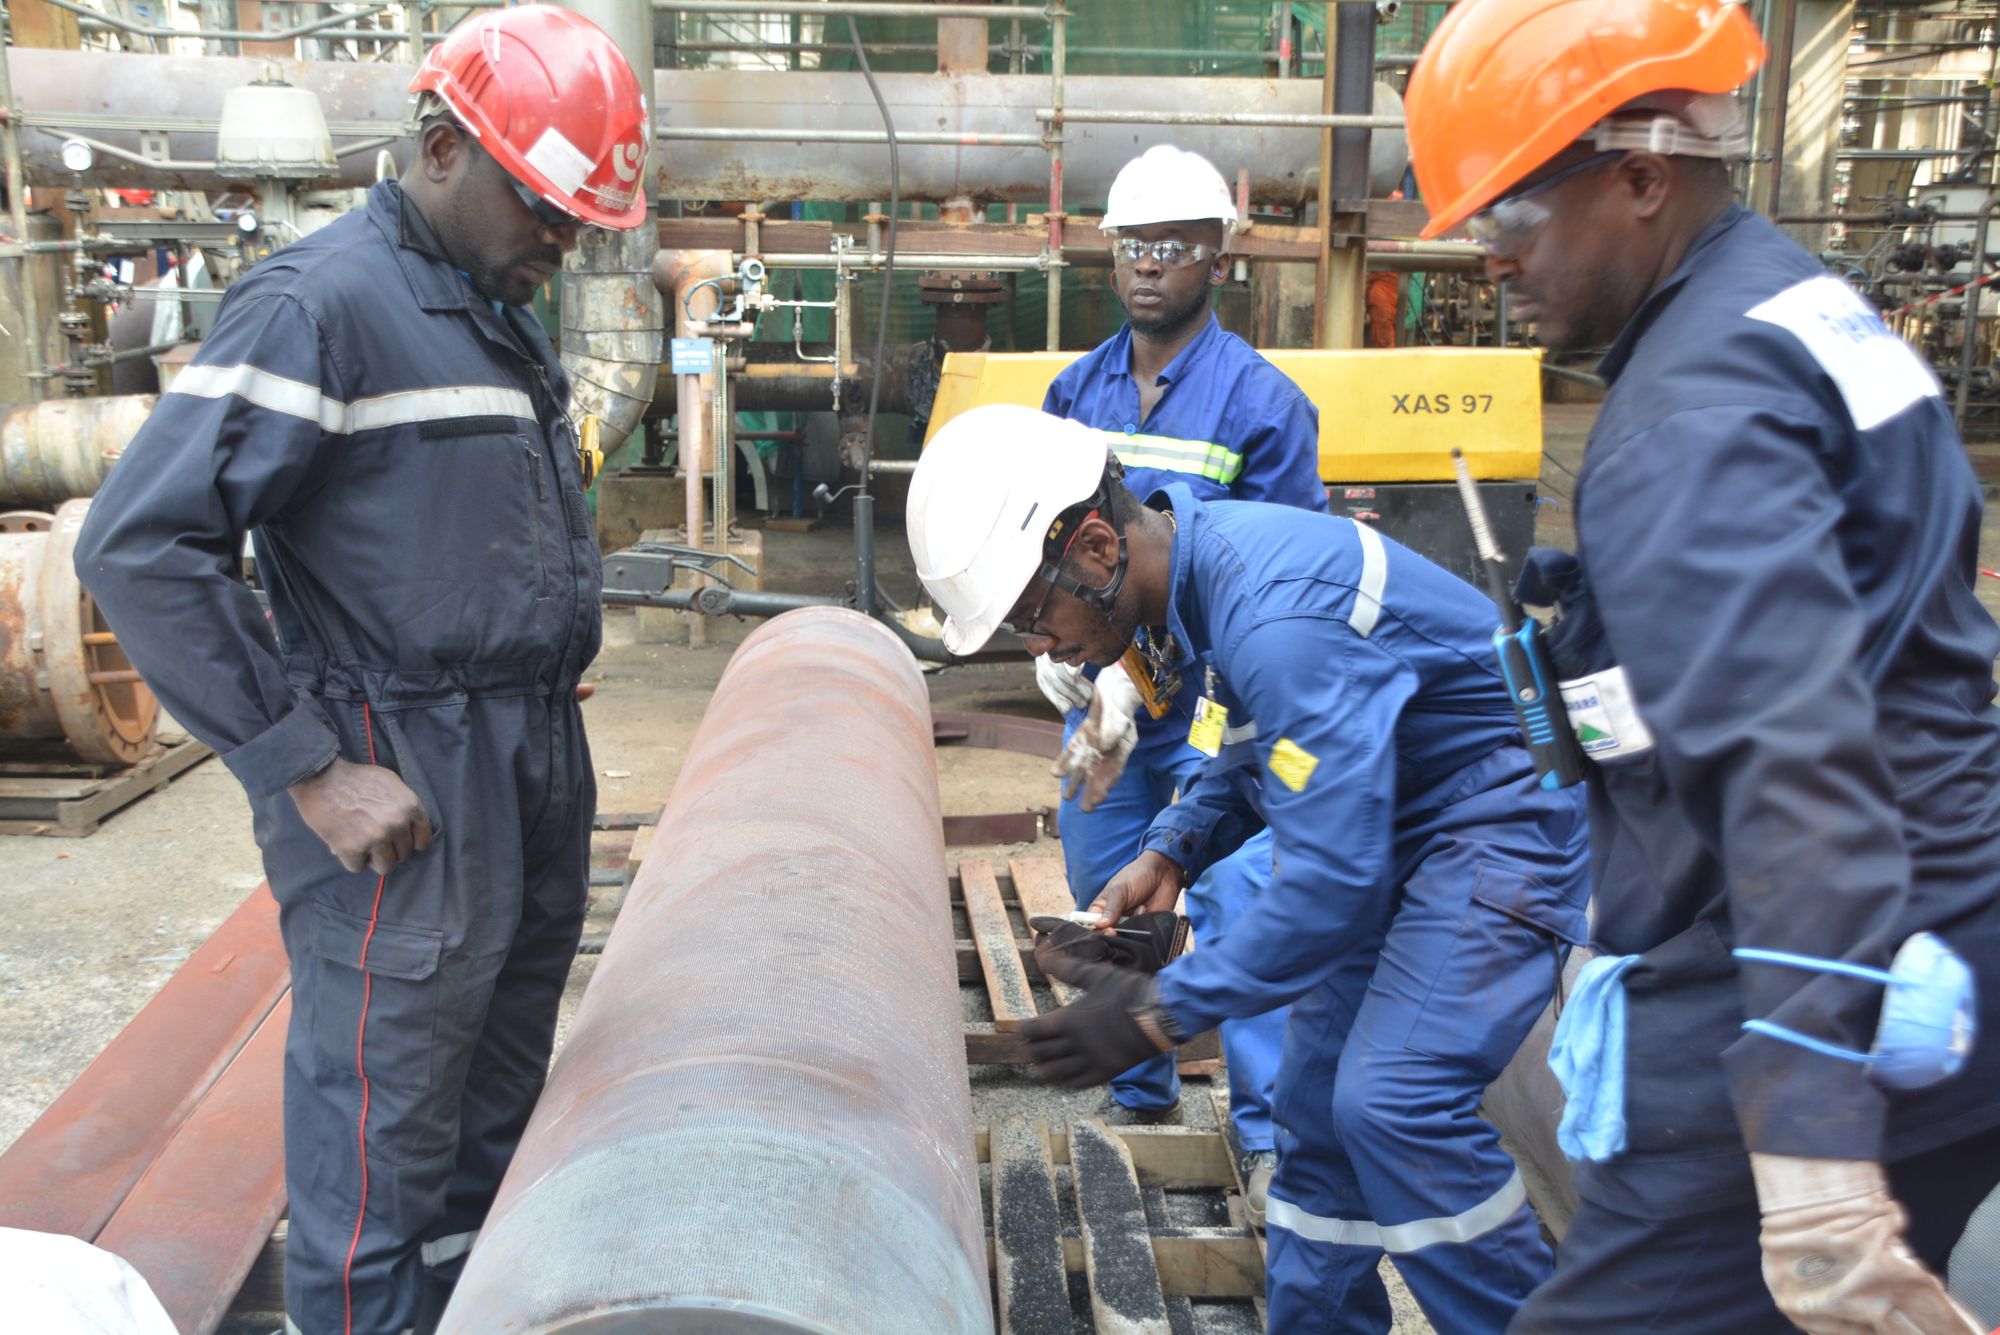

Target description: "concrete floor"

left=10, top=401, right=2000, bottom=1334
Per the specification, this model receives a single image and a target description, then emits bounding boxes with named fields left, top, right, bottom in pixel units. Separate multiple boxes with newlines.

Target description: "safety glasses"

left=1112, top=237, right=1217, bottom=270
left=1465, top=151, right=1625, bottom=260
left=508, top=177, right=582, bottom=230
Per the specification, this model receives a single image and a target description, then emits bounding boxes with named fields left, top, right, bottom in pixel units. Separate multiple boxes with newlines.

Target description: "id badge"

left=1188, top=696, right=1228, bottom=757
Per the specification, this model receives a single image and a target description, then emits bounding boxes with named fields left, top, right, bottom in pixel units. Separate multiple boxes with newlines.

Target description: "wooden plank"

left=1146, top=1231, right=1265, bottom=1299
left=0, top=739, right=212, bottom=835
left=961, top=860, right=1037, bottom=1031
left=956, top=939, right=1040, bottom=982
left=626, top=823, right=657, bottom=879
left=1071, top=1118, right=1173, bottom=1335
left=96, top=994, right=291, bottom=1335
left=1007, top=857, right=1083, bottom=1007
left=991, top=1118, right=1071, bottom=1335
left=964, top=1022, right=1029, bottom=1064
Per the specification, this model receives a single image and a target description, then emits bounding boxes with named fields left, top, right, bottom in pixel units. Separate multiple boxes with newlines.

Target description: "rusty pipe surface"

left=1, top=395, right=153, bottom=507
left=440, top=606, right=989, bottom=1335
left=0, top=498, right=158, bottom=764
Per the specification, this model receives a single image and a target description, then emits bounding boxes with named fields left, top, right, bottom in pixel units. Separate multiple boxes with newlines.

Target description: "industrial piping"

left=439, top=607, right=990, bottom=1335
left=0, top=396, right=152, bottom=507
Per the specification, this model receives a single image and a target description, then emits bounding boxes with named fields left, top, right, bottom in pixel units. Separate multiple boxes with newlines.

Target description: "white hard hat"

left=1099, top=145, right=1239, bottom=252
left=909, top=405, right=1111, bottom=656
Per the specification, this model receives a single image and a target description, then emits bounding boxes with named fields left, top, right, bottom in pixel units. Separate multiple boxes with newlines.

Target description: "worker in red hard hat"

left=74, top=7, right=650, bottom=1333
left=1405, top=2, right=2000, bottom=1332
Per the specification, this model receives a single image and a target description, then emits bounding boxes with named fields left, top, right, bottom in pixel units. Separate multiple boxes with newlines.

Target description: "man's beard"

left=1125, top=284, right=1212, bottom=339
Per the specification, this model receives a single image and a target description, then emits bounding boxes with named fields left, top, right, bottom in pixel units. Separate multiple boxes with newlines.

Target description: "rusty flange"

left=0, top=498, right=158, bottom=764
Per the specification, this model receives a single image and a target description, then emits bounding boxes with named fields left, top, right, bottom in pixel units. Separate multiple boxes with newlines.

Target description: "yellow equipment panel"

left=923, top=346, right=1545, bottom=483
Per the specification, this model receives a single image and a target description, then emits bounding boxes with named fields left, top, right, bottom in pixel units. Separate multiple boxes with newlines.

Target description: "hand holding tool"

left=1020, top=962, right=1184, bottom=1089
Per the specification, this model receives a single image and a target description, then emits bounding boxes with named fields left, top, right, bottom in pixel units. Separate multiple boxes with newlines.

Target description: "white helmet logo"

left=611, top=141, right=644, bottom=183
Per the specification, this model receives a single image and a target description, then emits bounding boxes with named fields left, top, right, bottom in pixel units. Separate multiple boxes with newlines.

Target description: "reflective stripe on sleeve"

left=1348, top=521, right=1388, bottom=638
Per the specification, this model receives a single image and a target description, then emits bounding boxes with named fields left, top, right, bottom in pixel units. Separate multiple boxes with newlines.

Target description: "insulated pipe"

left=0, top=499, right=159, bottom=764
left=439, top=607, right=989, bottom=1334
left=554, top=0, right=663, bottom=453
left=560, top=223, right=665, bottom=455
left=0, top=396, right=153, bottom=507
left=5, top=50, right=1410, bottom=202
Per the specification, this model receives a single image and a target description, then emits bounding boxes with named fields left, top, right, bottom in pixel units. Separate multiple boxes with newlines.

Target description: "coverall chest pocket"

left=414, top=416, right=552, bottom=602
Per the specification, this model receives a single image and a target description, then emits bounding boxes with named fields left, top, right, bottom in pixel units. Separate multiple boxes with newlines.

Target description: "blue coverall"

left=1044, top=313, right=1326, bottom=1146
left=1509, top=206, right=2000, bottom=1331
left=1140, top=484, right=1589, bottom=1334
left=74, top=182, right=601, bottom=1335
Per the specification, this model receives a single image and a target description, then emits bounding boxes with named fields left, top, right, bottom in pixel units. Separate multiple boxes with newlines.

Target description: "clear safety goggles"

left=1464, top=151, right=1625, bottom=260
left=1111, top=237, right=1218, bottom=270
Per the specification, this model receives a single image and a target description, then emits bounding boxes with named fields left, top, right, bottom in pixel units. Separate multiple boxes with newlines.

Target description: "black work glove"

left=1020, top=961, right=1188, bottom=1090
left=1029, top=913, right=1187, bottom=982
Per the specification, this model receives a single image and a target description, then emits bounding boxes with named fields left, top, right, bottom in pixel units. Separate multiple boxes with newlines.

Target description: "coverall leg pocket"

left=306, top=904, right=451, bottom=1166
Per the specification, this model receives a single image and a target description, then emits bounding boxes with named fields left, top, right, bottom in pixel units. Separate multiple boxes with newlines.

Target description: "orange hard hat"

left=1406, top=0, right=1765, bottom=240
left=409, top=4, right=651, bottom=230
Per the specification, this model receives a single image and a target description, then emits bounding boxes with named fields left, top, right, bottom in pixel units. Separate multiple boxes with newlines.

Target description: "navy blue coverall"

left=1509, top=205, right=2000, bottom=1332
left=74, top=181, right=601, bottom=1335
left=1045, top=313, right=1325, bottom=1146
left=1139, top=484, right=1589, bottom=1334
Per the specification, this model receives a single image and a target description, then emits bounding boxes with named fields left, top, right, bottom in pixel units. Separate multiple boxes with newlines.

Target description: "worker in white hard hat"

left=908, top=404, right=1588, bottom=1332
left=1032, top=145, right=1329, bottom=1225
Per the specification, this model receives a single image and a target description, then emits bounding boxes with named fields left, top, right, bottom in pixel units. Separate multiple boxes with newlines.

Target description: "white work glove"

left=1750, top=1153, right=1983, bottom=1335
left=1035, top=654, right=1094, bottom=715
left=1053, top=660, right=1142, bottom=813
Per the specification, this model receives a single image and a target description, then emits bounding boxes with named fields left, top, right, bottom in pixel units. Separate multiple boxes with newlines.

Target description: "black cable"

left=846, top=16, right=898, bottom=498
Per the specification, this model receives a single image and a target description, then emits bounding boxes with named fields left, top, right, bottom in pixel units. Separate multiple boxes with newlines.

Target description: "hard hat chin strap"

left=1034, top=472, right=1132, bottom=626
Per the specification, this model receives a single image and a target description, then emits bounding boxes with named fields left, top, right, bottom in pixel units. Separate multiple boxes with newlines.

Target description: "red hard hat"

left=1407, top=0, right=1764, bottom=239
left=409, top=4, right=650, bottom=230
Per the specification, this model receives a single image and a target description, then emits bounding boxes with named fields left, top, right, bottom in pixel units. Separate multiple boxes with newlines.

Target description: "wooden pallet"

left=988, top=1118, right=1265, bottom=1333
left=957, top=857, right=1221, bottom=1073
left=0, top=737, right=214, bottom=836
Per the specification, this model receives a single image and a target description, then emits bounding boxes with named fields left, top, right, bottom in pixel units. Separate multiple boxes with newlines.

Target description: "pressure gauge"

left=236, top=211, right=260, bottom=235
left=59, top=138, right=94, bottom=174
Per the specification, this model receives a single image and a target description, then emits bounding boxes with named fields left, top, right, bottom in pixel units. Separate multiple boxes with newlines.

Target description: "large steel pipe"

left=1, top=396, right=152, bottom=507
left=8, top=49, right=1405, bottom=202
left=441, top=607, right=989, bottom=1335
left=0, top=499, right=159, bottom=764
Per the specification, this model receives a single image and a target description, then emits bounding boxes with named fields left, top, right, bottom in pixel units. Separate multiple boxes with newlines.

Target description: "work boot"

left=1094, top=1094, right=1182, bottom=1127
left=1242, top=1150, right=1277, bottom=1230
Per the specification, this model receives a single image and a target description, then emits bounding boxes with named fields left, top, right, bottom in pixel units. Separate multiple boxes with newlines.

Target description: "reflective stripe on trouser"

left=1264, top=759, right=1585, bottom=1335
left=260, top=691, right=592, bottom=1335
left=1059, top=711, right=1287, bottom=1149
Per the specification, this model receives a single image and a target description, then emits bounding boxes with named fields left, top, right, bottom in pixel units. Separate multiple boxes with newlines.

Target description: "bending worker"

left=1405, top=1, right=2000, bottom=1331
left=909, top=404, right=1589, bottom=1334
left=1038, top=145, right=1327, bottom=1218
left=72, top=9, right=649, bottom=1332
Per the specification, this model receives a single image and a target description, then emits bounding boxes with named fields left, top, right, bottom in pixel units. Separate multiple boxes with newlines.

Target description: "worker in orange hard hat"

left=75, top=8, right=649, bottom=1334
left=1406, top=3, right=2000, bottom=1333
